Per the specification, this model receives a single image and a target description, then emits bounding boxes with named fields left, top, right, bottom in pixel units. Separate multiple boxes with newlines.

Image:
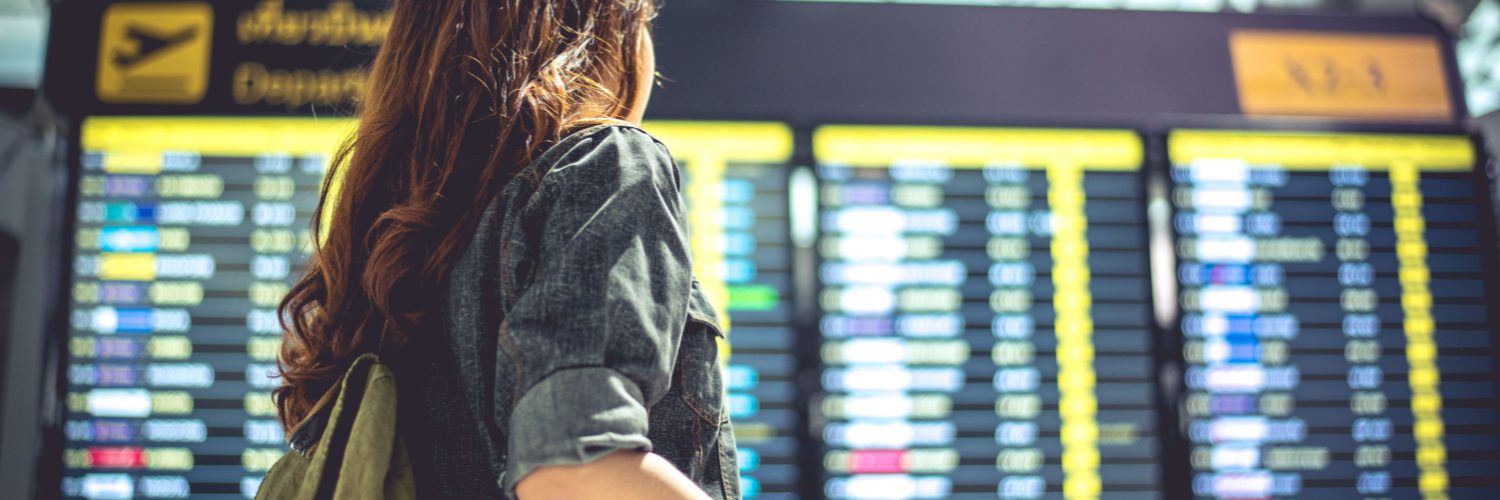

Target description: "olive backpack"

left=255, top=353, right=416, bottom=499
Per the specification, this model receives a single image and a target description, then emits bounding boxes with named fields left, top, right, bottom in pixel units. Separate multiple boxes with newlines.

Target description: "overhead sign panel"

left=95, top=3, right=214, bottom=104
left=1230, top=30, right=1455, bottom=122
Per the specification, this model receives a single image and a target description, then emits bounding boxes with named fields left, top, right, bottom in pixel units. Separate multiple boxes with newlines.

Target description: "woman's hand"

left=515, top=450, right=711, bottom=500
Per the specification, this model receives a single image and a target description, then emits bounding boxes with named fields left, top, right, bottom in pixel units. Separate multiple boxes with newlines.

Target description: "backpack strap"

left=288, top=381, right=340, bottom=454
left=287, top=350, right=382, bottom=454
left=289, top=322, right=396, bottom=454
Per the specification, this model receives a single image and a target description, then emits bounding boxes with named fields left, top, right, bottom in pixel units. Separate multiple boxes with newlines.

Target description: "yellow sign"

left=96, top=3, right=214, bottom=104
left=1230, top=30, right=1453, bottom=122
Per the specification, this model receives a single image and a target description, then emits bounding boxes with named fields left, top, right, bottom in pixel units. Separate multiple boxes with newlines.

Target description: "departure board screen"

left=814, top=126, right=1162, bottom=499
left=65, top=117, right=348, bottom=499
left=61, top=118, right=802, bottom=499
left=1169, top=130, right=1500, bottom=499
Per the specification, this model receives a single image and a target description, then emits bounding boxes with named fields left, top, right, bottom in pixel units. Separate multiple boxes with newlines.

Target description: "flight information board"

left=814, top=126, right=1162, bottom=499
left=60, top=118, right=802, bottom=499
left=1169, top=130, right=1500, bottom=499
left=65, top=117, right=348, bottom=499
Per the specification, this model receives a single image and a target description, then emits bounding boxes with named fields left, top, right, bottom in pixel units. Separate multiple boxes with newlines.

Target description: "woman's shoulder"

left=546, top=121, right=671, bottom=164
left=566, top=121, right=666, bottom=149
left=535, top=121, right=679, bottom=190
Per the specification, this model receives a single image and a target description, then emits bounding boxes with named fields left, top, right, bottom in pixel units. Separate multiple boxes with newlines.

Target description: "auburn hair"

left=275, top=0, right=660, bottom=431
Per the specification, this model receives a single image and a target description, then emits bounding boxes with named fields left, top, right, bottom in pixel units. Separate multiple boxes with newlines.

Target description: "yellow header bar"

left=1170, top=130, right=1474, bottom=171
left=83, top=116, right=356, bottom=155
left=83, top=117, right=356, bottom=173
left=814, top=125, right=1142, bottom=170
left=643, top=121, right=794, bottom=163
left=83, top=117, right=795, bottom=171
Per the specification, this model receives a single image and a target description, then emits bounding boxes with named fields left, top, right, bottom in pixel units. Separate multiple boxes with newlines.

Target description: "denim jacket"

left=392, top=124, right=740, bottom=498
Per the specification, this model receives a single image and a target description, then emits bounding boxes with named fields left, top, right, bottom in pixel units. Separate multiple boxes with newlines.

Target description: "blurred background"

left=4, top=0, right=1500, bottom=499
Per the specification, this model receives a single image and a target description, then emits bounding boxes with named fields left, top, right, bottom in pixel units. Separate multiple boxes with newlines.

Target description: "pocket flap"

left=687, top=279, right=726, bottom=338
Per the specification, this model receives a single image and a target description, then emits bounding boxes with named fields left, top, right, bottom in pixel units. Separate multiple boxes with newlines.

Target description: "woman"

left=272, top=1, right=737, bottom=499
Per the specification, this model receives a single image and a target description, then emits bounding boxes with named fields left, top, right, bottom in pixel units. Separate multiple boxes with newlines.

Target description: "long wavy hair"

left=275, top=0, right=659, bottom=431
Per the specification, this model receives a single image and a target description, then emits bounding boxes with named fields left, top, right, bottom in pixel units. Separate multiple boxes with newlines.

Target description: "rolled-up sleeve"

left=497, top=126, right=691, bottom=494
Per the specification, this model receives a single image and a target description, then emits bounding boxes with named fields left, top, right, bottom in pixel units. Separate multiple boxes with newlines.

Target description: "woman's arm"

left=516, top=451, right=709, bottom=500
left=494, top=126, right=702, bottom=497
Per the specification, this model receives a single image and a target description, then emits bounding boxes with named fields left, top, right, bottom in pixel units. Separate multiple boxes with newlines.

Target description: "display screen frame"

left=41, top=110, right=1500, bottom=500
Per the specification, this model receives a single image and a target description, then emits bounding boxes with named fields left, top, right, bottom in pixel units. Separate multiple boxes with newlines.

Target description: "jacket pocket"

left=681, top=279, right=726, bottom=426
left=646, top=279, right=727, bottom=484
left=715, top=412, right=743, bottom=500
left=680, top=321, right=722, bottom=420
